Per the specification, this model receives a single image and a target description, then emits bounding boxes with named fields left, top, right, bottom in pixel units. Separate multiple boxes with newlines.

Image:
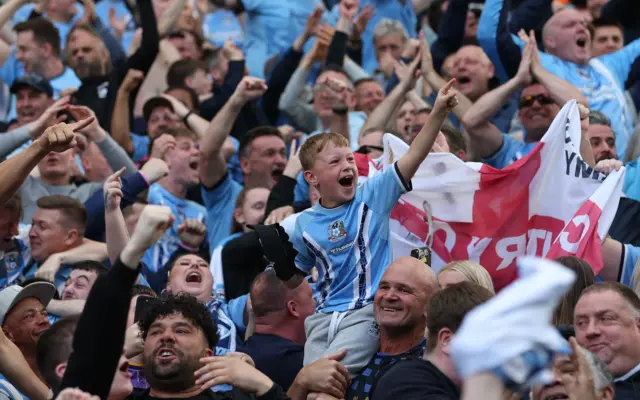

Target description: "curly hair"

left=138, top=294, right=219, bottom=349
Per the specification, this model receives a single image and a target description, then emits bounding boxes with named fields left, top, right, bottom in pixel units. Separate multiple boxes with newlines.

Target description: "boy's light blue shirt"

left=142, top=183, right=206, bottom=272
left=289, top=162, right=411, bottom=313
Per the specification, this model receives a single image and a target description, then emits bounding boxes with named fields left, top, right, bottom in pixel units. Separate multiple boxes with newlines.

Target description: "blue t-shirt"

left=202, top=173, right=243, bottom=251
left=622, top=156, right=640, bottom=203
left=142, top=184, right=207, bottom=272
left=482, top=134, right=538, bottom=169
left=203, top=10, right=244, bottom=48
left=289, top=163, right=410, bottom=313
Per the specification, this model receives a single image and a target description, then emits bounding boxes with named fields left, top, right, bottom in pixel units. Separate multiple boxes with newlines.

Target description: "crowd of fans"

left=0, top=0, right=637, bottom=398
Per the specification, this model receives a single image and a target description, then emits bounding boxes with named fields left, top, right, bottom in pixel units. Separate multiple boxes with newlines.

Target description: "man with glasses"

left=463, top=40, right=587, bottom=169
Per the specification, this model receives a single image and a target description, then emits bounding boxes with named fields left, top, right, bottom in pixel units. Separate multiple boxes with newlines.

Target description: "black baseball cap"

left=10, top=73, right=54, bottom=97
left=143, top=96, right=174, bottom=122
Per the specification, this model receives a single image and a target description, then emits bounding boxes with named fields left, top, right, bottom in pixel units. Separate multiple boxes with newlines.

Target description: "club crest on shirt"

left=328, top=220, right=347, bottom=242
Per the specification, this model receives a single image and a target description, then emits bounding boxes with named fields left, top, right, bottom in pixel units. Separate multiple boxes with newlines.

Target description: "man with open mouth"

left=478, top=0, right=638, bottom=159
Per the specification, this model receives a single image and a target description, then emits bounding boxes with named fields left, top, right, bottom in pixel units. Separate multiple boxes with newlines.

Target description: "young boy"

left=289, top=80, right=459, bottom=374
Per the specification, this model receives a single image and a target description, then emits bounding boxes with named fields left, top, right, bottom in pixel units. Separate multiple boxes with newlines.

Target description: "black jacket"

left=74, top=0, right=158, bottom=129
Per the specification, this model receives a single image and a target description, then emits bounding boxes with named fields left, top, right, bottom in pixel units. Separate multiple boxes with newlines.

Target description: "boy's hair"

left=15, top=18, right=61, bottom=57
left=300, top=133, right=350, bottom=170
left=139, top=294, right=219, bottom=349
left=2, top=193, right=22, bottom=220
left=36, top=315, right=80, bottom=389
left=425, top=281, right=493, bottom=353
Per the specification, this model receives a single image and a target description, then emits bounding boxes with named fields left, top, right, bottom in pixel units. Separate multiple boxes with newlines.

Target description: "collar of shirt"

left=615, top=362, right=640, bottom=382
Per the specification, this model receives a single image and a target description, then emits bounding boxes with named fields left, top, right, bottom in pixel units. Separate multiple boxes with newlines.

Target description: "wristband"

left=332, top=107, right=348, bottom=115
left=183, top=111, right=193, bottom=125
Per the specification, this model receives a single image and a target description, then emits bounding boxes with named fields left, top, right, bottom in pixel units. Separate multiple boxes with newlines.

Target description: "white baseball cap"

left=0, top=282, right=56, bottom=326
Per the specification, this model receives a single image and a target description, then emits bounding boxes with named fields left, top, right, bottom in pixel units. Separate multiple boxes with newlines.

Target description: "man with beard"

left=585, top=110, right=618, bottom=167
left=463, top=34, right=588, bottom=169
left=135, top=294, right=287, bottom=399
left=0, top=281, right=56, bottom=397
left=141, top=127, right=206, bottom=283
left=66, top=0, right=159, bottom=129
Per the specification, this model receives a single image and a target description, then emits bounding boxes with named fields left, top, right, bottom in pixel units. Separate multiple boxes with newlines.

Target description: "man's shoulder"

left=375, top=358, right=458, bottom=398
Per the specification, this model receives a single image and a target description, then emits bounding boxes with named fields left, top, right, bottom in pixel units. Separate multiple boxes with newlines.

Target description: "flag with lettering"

left=375, top=101, right=624, bottom=290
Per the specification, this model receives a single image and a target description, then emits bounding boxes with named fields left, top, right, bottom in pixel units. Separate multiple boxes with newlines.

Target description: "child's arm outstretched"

left=396, top=79, right=459, bottom=183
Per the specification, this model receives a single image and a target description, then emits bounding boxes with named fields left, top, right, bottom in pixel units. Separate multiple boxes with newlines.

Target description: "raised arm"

left=34, top=238, right=109, bottom=282
left=0, top=0, right=29, bottom=35
left=111, top=69, right=144, bottom=156
left=68, top=105, right=138, bottom=173
left=462, top=41, right=534, bottom=158
left=103, top=168, right=129, bottom=264
left=56, top=206, right=174, bottom=398
left=199, top=76, right=267, bottom=188
left=421, top=36, right=473, bottom=121
left=125, top=0, right=159, bottom=74
left=0, top=118, right=93, bottom=205
left=477, top=0, right=523, bottom=83
left=359, top=55, right=421, bottom=138
left=397, top=79, right=459, bottom=182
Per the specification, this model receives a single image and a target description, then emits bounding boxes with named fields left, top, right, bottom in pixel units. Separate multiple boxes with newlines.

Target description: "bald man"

left=451, top=46, right=495, bottom=103
left=244, top=269, right=316, bottom=390
left=478, top=1, right=639, bottom=158
left=345, top=257, right=440, bottom=400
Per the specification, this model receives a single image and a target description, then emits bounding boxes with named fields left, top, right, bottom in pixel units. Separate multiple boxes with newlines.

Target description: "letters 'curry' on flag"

left=371, top=100, right=624, bottom=290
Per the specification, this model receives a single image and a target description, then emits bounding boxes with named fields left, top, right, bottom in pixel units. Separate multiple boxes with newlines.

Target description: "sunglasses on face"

left=518, top=94, right=554, bottom=108
left=356, top=145, right=384, bottom=155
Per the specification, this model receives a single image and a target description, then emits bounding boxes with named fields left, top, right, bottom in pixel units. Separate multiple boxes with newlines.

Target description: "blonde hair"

left=299, top=133, right=350, bottom=170
left=438, top=260, right=495, bottom=294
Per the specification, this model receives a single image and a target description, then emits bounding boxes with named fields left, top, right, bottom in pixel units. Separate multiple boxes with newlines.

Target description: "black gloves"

left=249, top=223, right=304, bottom=282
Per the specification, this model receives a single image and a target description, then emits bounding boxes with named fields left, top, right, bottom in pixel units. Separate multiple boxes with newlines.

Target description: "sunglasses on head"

left=519, top=94, right=554, bottom=108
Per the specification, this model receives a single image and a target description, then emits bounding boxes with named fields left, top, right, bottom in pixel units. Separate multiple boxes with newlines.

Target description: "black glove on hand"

left=249, top=223, right=303, bottom=282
